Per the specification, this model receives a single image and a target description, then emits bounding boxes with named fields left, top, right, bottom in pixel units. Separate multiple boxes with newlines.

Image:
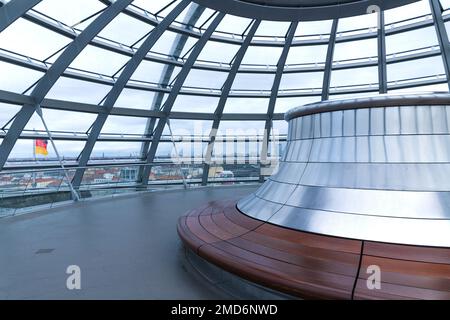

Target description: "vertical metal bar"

left=140, top=12, right=226, bottom=187
left=200, top=20, right=261, bottom=186
left=378, top=11, right=388, bottom=93
left=430, top=0, right=450, bottom=90
left=322, top=19, right=339, bottom=101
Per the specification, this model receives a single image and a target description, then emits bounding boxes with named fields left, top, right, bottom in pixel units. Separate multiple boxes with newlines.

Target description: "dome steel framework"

left=0, top=0, right=450, bottom=203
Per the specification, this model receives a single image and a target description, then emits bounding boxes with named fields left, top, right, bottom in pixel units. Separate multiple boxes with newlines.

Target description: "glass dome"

left=1, top=0, right=450, bottom=213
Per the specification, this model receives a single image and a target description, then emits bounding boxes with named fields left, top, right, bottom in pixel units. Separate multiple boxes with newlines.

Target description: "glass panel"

left=333, top=38, right=377, bottom=63
left=155, top=141, right=208, bottom=162
left=24, top=110, right=96, bottom=133
left=197, top=41, right=240, bottom=64
left=388, top=83, right=449, bottom=94
left=130, top=61, right=181, bottom=84
left=184, top=69, right=228, bottom=89
left=223, top=98, right=269, bottom=114
left=81, top=165, right=141, bottom=187
left=285, top=45, right=328, bottom=66
left=216, top=14, right=252, bottom=35
left=296, top=20, right=332, bottom=37
left=114, top=89, right=164, bottom=110
left=0, top=18, right=71, bottom=60
left=272, top=120, right=288, bottom=136
left=90, top=141, right=141, bottom=159
left=156, top=141, right=175, bottom=160
left=385, top=0, right=431, bottom=24
left=0, top=61, right=44, bottom=93
left=274, top=96, right=320, bottom=113
left=387, top=56, right=445, bottom=82
left=97, top=13, right=154, bottom=47
left=217, top=120, right=265, bottom=135
left=337, top=12, right=378, bottom=32
left=192, top=8, right=216, bottom=28
left=0, top=104, right=21, bottom=128
left=231, top=73, right=275, bottom=91
left=255, top=21, right=290, bottom=38
left=68, top=45, right=129, bottom=76
left=8, top=139, right=85, bottom=160
left=151, top=32, right=198, bottom=58
left=132, top=0, right=176, bottom=15
left=46, top=77, right=112, bottom=104
left=211, top=141, right=260, bottom=160
left=440, top=0, right=450, bottom=10
left=280, top=72, right=324, bottom=90
left=100, top=115, right=148, bottom=135
left=241, top=46, right=283, bottom=66
left=171, top=95, right=219, bottom=113
left=330, top=66, right=378, bottom=88
left=163, top=119, right=212, bottom=136
left=329, top=92, right=381, bottom=100
left=386, top=27, right=439, bottom=55
left=33, top=0, right=106, bottom=27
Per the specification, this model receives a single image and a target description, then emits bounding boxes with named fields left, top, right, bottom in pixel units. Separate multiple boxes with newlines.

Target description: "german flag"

left=35, top=139, right=48, bottom=156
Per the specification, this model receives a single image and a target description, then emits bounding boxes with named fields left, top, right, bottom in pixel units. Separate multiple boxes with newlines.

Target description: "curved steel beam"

left=200, top=19, right=261, bottom=186
left=321, top=19, right=338, bottom=101
left=0, top=88, right=285, bottom=121
left=140, top=12, right=226, bottom=187
left=0, top=0, right=41, bottom=32
left=259, top=21, right=298, bottom=182
left=0, top=0, right=133, bottom=172
left=71, top=0, right=192, bottom=188
left=378, top=11, right=387, bottom=93
left=192, top=0, right=420, bottom=21
left=430, top=0, right=450, bottom=90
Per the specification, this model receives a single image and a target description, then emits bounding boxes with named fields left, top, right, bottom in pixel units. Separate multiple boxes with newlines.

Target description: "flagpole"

left=35, top=104, right=80, bottom=201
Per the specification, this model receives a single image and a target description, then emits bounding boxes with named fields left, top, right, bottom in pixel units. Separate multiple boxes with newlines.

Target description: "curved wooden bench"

left=177, top=199, right=450, bottom=300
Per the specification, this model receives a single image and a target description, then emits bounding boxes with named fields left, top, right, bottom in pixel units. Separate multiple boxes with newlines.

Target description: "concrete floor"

left=0, top=185, right=258, bottom=300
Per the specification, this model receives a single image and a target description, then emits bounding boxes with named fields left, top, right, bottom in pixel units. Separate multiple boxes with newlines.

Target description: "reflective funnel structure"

left=238, top=93, right=450, bottom=248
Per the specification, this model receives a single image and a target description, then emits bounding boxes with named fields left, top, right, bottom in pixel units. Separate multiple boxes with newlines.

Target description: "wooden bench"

left=177, top=199, right=450, bottom=300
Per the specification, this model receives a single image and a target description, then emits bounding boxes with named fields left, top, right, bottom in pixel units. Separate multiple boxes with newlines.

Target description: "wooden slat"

left=198, top=213, right=236, bottom=241
left=254, top=223, right=362, bottom=254
left=241, top=230, right=360, bottom=265
left=199, top=243, right=351, bottom=300
left=186, top=216, right=221, bottom=244
left=354, top=280, right=450, bottom=300
left=364, top=241, right=450, bottom=264
left=227, top=236, right=359, bottom=277
left=210, top=212, right=251, bottom=238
